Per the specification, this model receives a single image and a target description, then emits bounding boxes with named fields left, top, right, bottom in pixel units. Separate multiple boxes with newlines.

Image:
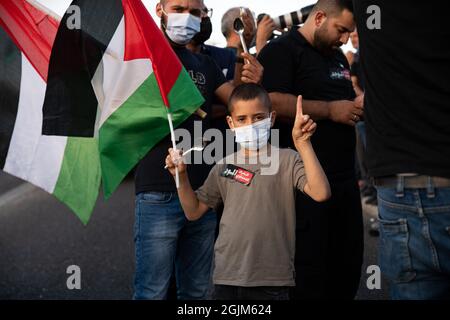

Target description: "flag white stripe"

left=4, top=54, right=66, bottom=194
left=92, top=17, right=153, bottom=129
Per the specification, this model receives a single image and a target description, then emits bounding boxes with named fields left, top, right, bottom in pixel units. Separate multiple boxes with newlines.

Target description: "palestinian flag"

left=42, top=0, right=205, bottom=198
left=0, top=0, right=101, bottom=225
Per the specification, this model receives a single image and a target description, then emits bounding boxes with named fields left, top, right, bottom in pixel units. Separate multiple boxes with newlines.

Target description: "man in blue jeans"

left=133, top=0, right=263, bottom=300
left=134, top=192, right=216, bottom=299
left=354, top=0, right=450, bottom=299
left=375, top=177, right=450, bottom=299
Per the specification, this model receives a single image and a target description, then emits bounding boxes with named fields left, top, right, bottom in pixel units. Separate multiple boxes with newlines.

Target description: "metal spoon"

left=233, top=12, right=249, bottom=55
left=164, top=144, right=206, bottom=169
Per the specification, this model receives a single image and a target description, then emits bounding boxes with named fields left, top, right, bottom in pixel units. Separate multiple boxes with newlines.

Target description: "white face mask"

left=163, top=11, right=201, bottom=45
left=233, top=116, right=272, bottom=151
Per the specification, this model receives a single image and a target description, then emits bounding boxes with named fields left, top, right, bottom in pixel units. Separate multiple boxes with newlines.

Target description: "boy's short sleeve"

left=195, top=165, right=223, bottom=212
left=293, top=153, right=307, bottom=193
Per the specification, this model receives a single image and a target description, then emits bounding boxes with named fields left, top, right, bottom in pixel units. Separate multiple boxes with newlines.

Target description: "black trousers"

left=293, top=177, right=364, bottom=299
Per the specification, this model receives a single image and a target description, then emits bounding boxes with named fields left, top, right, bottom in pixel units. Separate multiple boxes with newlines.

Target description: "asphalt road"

left=0, top=171, right=389, bottom=300
left=0, top=172, right=135, bottom=299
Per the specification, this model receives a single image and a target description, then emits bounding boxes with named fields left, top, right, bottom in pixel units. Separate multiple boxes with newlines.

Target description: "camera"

left=258, top=4, right=314, bottom=29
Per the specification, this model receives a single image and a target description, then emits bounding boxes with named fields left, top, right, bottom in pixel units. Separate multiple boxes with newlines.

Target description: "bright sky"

left=37, top=0, right=354, bottom=51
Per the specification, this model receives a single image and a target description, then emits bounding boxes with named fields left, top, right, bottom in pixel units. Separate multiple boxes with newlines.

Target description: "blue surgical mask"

left=162, top=10, right=201, bottom=45
left=233, top=116, right=272, bottom=150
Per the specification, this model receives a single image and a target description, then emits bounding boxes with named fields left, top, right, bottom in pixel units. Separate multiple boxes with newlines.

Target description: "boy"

left=165, top=84, right=330, bottom=300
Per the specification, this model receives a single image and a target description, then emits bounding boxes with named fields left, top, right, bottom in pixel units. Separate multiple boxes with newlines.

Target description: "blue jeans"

left=356, top=121, right=366, bottom=148
left=377, top=180, right=450, bottom=300
left=134, top=191, right=216, bottom=300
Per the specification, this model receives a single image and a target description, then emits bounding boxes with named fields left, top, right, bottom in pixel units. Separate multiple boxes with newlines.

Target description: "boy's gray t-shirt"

left=196, top=146, right=307, bottom=287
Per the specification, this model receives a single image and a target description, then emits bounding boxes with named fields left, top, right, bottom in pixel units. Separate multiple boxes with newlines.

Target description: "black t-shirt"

left=201, top=45, right=235, bottom=81
left=201, top=45, right=234, bottom=139
left=258, top=28, right=356, bottom=181
left=354, top=0, right=450, bottom=178
left=135, top=47, right=226, bottom=194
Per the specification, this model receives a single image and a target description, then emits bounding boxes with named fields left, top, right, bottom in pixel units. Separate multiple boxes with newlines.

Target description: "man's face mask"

left=192, top=16, right=213, bottom=45
left=232, top=116, right=272, bottom=151
left=162, top=9, right=201, bottom=45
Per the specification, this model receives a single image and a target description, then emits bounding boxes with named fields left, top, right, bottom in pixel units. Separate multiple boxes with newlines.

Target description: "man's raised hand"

left=292, top=95, right=317, bottom=145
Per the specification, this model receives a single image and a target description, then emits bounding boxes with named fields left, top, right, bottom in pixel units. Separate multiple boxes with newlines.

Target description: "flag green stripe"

left=53, top=137, right=101, bottom=225
left=99, top=69, right=204, bottom=198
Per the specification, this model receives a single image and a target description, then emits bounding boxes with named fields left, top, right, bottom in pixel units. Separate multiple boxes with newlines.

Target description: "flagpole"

left=167, top=112, right=180, bottom=188
left=25, top=0, right=62, bottom=22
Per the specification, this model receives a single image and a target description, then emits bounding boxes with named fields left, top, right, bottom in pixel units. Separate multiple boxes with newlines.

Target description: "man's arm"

left=165, top=149, right=210, bottom=221
left=269, top=92, right=364, bottom=126
left=255, top=15, right=276, bottom=55
left=213, top=52, right=263, bottom=106
left=351, top=76, right=364, bottom=97
left=232, top=11, right=264, bottom=87
left=211, top=103, right=228, bottom=120
left=233, top=51, right=264, bottom=86
left=215, top=81, right=235, bottom=106
left=292, top=96, right=331, bottom=202
left=215, top=51, right=265, bottom=105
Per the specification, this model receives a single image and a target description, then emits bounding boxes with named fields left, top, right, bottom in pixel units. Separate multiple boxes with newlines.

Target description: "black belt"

left=373, top=175, right=450, bottom=188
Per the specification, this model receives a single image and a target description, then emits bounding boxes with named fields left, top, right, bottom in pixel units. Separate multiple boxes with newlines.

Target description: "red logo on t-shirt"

left=220, top=165, right=255, bottom=186
left=235, top=169, right=254, bottom=185
left=330, top=67, right=351, bottom=81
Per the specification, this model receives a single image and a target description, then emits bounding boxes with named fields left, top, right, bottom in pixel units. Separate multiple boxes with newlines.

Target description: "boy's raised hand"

left=292, top=95, right=317, bottom=145
left=165, top=148, right=187, bottom=176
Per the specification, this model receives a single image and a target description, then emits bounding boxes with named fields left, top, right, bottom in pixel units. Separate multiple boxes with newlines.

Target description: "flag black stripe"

left=0, top=28, right=22, bottom=169
left=42, top=0, right=123, bottom=137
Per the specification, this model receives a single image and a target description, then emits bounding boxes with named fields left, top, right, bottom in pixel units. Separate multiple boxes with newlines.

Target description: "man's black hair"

left=310, top=0, right=354, bottom=16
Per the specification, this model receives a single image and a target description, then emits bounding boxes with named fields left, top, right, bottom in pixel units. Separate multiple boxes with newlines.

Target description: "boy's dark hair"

left=310, top=0, right=354, bottom=17
left=228, top=83, right=272, bottom=114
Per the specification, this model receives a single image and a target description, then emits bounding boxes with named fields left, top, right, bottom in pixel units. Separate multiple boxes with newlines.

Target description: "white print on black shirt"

left=188, top=70, right=208, bottom=100
left=188, top=70, right=206, bottom=85
left=330, top=65, right=351, bottom=81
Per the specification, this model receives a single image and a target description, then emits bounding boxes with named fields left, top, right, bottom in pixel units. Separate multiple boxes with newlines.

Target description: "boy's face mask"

left=232, top=116, right=272, bottom=151
left=162, top=9, right=201, bottom=45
